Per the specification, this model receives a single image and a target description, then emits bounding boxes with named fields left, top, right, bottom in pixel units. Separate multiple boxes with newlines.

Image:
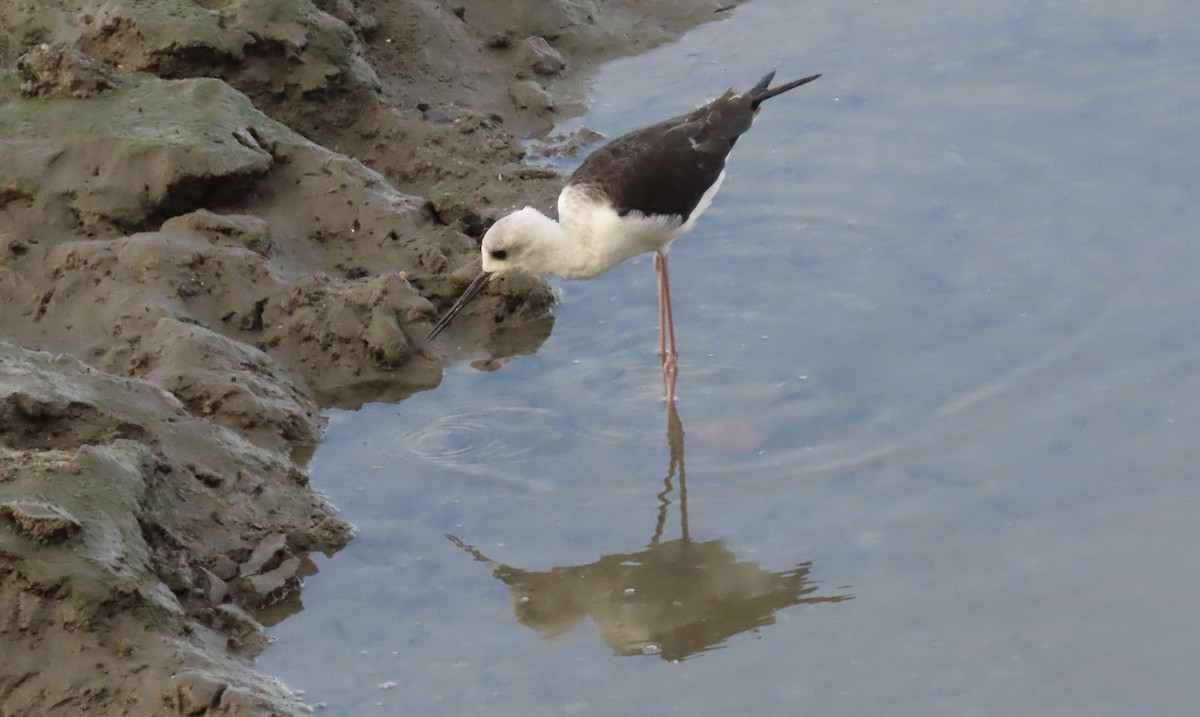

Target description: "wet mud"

left=0, top=0, right=742, bottom=714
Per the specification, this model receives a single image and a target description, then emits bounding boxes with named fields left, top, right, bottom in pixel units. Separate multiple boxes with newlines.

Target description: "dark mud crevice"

left=141, top=44, right=245, bottom=83
left=139, top=168, right=272, bottom=233
left=0, top=395, right=148, bottom=451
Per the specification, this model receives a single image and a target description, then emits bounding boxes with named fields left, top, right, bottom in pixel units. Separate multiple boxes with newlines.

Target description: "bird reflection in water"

left=446, top=405, right=852, bottom=661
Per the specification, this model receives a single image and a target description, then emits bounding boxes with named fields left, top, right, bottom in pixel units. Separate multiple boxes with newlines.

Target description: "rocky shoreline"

left=0, top=1, right=741, bottom=714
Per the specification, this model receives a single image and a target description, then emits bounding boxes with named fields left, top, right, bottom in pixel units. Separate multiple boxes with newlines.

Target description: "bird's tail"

left=749, top=71, right=821, bottom=109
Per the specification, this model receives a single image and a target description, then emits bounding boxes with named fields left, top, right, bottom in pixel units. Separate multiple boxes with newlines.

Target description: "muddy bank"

left=0, top=1, right=742, bottom=714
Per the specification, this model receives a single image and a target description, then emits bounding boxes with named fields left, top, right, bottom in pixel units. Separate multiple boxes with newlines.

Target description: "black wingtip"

left=751, top=70, right=777, bottom=95
left=750, top=71, right=821, bottom=108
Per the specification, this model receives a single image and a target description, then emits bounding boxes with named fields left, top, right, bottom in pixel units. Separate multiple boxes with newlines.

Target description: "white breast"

left=555, top=175, right=724, bottom=280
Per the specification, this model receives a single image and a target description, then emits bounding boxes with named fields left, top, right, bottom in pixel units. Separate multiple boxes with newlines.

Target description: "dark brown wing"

left=566, top=89, right=757, bottom=222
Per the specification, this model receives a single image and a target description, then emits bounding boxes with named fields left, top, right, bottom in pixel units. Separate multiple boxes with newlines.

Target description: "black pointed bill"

left=427, top=271, right=492, bottom=340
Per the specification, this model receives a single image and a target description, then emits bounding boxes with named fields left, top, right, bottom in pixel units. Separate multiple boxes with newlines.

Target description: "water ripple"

left=389, top=406, right=564, bottom=491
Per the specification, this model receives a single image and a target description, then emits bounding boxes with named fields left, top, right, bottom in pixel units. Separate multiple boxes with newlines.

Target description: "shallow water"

left=259, top=1, right=1200, bottom=714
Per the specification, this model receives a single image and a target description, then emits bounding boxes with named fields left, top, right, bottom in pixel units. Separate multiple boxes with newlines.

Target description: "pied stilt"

left=428, top=70, right=821, bottom=402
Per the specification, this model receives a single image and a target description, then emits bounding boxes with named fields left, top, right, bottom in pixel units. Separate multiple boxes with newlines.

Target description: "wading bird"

left=427, top=70, right=821, bottom=402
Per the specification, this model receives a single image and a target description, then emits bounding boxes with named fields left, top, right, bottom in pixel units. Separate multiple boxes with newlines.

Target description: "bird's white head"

left=480, top=206, right=565, bottom=277
left=427, top=206, right=566, bottom=341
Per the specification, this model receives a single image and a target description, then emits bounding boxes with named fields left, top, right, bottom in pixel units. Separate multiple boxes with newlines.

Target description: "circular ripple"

left=397, top=406, right=559, bottom=467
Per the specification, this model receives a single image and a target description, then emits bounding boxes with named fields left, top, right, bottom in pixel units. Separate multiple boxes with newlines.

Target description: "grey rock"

left=513, top=36, right=566, bottom=76
left=508, top=80, right=554, bottom=113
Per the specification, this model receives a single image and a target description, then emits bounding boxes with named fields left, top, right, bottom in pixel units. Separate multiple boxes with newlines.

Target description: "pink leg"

left=654, top=254, right=667, bottom=361
left=655, top=252, right=679, bottom=402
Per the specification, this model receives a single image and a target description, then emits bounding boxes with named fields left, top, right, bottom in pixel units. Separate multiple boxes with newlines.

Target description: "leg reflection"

left=651, top=402, right=688, bottom=546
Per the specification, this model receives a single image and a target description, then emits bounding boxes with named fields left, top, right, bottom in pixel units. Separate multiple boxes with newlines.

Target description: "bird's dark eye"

left=489, top=249, right=508, bottom=260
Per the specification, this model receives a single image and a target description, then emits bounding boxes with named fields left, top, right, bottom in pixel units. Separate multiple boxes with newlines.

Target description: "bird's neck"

left=520, top=208, right=611, bottom=280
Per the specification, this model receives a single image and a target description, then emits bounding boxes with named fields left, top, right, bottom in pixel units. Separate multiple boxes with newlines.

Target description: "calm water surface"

left=259, top=1, right=1200, bottom=714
